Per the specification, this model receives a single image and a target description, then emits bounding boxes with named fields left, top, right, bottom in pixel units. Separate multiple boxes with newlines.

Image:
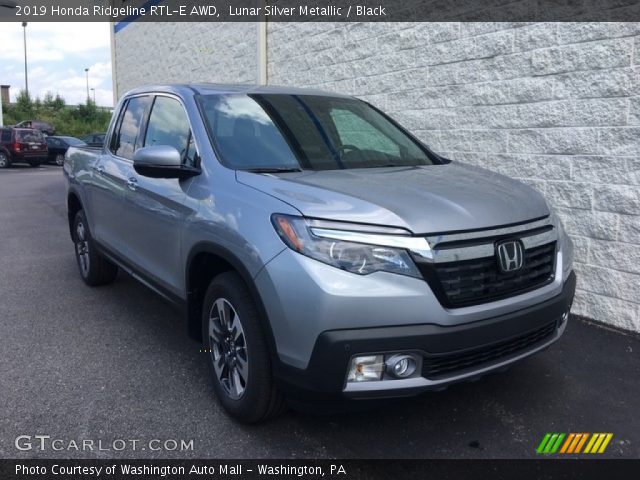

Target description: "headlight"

left=271, top=214, right=422, bottom=278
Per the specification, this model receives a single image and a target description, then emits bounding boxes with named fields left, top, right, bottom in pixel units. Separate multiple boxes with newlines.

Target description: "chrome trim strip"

left=425, top=216, right=553, bottom=245
left=307, top=219, right=410, bottom=235
left=522, top=229, right=557, bottom=249
left=429, top=229, right=557, bottom=263
left=310, top=217, right=556, bottom=265
left=310, top=228, right=433, bottom=259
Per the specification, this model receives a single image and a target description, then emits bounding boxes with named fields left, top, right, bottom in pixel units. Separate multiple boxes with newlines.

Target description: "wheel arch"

left=185, top=242, right=279, bottom=361
left=67, top=190, right=83, bottom=240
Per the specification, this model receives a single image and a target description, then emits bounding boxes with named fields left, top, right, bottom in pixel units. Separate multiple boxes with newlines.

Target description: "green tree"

left=4, top=91, right=111, bottom=137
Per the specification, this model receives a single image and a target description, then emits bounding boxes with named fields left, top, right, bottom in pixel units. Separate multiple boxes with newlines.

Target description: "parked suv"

left=15, top=120, right=55, bottom=136
left=0, top=127, right=48, bottom=168
left=64, top=85, right=576, bottom=423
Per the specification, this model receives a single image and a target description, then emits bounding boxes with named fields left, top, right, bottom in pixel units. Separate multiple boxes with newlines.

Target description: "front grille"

left=422, top=321, right=557, bottom=379
left=417, top=241, right=556, bottom=308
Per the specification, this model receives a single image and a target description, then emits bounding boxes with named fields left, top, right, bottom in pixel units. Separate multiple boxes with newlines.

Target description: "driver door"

left=121, top=94, right=198, bottom=298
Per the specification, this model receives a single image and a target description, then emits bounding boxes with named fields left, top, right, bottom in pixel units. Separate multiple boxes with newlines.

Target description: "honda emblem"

left=496, top=240, right=524, bottom=273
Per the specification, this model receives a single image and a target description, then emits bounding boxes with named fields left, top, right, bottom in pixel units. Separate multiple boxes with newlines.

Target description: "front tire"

left=55, top=154, right=64, bottom=166
left=202, top=272, right=286, bottom=423
left=72, top=210, right=118, bottom=286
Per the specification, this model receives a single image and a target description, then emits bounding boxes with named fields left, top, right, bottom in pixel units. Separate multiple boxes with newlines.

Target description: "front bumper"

left=274, top=271, right=575, bottom=400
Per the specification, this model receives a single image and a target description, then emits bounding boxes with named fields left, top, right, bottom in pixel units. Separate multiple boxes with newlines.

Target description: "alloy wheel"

left=208, top=298, right=248, bottom=400
left=75, top=221, right=90, bottom=277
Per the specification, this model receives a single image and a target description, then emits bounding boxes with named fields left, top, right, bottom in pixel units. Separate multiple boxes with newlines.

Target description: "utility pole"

left=90, top=88, right=96, bottom=104
left=22, top=22, right=28, bottom=99
left=85, top=68, right=90, bottom=103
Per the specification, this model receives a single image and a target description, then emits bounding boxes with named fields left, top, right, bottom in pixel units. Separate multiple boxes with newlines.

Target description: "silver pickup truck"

left=64, top=84, right=576, bottom=423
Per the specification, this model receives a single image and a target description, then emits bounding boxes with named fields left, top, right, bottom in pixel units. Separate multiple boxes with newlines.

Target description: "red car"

left=0, top=127, right=49, bottom=168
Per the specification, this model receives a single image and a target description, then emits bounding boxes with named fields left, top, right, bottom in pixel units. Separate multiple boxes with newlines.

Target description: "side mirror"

left=133, top=145, right=200, bottom=179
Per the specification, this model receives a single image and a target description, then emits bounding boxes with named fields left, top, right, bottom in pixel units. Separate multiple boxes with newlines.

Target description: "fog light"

left=386, top=354, right=418, bottom=378
left=347, top=355, right=384, bottom=382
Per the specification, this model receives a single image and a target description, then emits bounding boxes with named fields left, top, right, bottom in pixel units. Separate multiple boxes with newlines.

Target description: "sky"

left=0, top=22, right=113, bottom=107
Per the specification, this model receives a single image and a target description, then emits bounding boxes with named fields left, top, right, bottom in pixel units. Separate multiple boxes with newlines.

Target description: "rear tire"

left=0, top=152, right=10, bottom=168
left=202, top=272, right=286, bottom=423
left=72, top=210, right=118, bottom=286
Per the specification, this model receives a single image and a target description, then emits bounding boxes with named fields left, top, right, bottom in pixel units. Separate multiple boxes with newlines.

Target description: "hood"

left=236, top=162, right=550, bottom=234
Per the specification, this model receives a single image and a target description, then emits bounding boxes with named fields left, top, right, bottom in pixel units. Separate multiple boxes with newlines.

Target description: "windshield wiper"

left=244, top=167, right=303, bottom=173
left=361, top=163, right=413, bottom=169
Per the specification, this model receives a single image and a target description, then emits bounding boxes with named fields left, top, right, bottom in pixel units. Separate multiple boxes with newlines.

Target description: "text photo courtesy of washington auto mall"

left=0, top=1, right=639, bottom=479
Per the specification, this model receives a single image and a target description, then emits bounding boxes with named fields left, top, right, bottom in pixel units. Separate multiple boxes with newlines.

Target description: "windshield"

left=16, top=129, right=44, bottom=142
left=198, top=94, right=435, bottom=171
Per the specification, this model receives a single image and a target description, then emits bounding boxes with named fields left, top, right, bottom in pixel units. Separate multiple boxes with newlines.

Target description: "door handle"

left=126, top=177, right=138, bottom=191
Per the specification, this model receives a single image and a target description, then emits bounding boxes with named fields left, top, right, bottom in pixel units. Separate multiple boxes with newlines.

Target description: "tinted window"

left=144, top=96, right=196, bottom=167
left=16, top=130, right=44, bottom=142
left=198, top=94, right=433, bottom=171
left=111, top=96, right=151, bottom=159
left=47, top=138, right=62, bottom=147
left=1, top=130, right=10, bottom=142
left=199, top=95, right=299, bottom=170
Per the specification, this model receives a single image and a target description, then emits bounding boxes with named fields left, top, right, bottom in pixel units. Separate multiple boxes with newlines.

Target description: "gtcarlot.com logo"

left=536, top=433, right=613, bottom=454
left=15, top=435, right=194, bottom=452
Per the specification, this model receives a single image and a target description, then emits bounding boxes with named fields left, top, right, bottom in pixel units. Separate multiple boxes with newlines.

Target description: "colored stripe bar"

left=543, top=434, right=559, bottom=454
left=567, top=434, right=583, bottom=454
left=536, top=433, right=552, bottom=454
left=597, top=434, right=613, bottom=453
left=559, top=433, right=575, bottom=453
left=583, top=434, right=599, bottom=453
left=590, top=434, right=607, bottom=454
left=574, top=433, right=589, bottom=453
left=550, top=433, right=566, bottom=453
left=540, top=433, right=613, bottom=454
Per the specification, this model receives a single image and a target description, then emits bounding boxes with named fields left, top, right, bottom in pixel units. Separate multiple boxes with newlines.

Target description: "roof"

left=123, top=83, right=353, bottom=99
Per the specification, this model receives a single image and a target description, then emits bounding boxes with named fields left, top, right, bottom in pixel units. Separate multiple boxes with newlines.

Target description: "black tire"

left=0, top=151, right=11, bottom=168
left=55, top=154, right=64, bottom=166
left=72, top=210, right=118, bottom=286
left=202, top=272, right=286, bottom=423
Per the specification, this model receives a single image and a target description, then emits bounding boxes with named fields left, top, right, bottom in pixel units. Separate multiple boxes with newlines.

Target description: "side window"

left=144, top=96, right=196, bottom=167
left=1, top=130, right=10, bottom=142
left=111, top=96, right=151, bottom=160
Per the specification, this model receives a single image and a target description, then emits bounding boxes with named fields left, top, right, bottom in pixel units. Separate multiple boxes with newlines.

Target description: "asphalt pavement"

left=0, top=164, right=638, bottom=459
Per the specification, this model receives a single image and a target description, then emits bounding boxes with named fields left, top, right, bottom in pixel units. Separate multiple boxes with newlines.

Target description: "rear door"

left=121, top=94, right=198, bottom=297
left=88, top=95, right=151, bottom=256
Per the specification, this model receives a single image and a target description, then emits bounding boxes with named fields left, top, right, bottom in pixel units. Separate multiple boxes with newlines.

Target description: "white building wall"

left=114, top=22, right=640, bottom=332
left=113, top=22, right=259, bottom=96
